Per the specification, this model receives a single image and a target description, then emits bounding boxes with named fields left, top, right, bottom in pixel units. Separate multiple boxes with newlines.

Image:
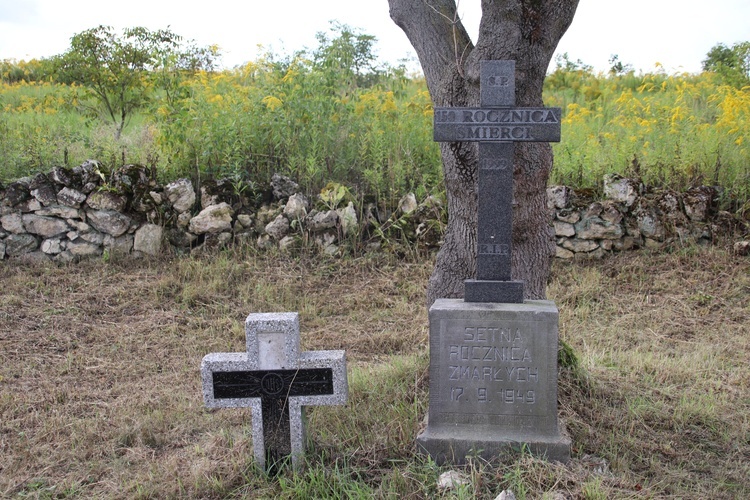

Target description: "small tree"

left=608, top=54, right=633, bottom=76
left=702, top=42, right=750, bottom=88
left=313, top=22, right=383, bottom=89
left=55, top=25, right=216, bottom=138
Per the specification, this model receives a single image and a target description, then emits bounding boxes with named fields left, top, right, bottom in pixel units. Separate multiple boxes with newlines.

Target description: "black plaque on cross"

left=212, top=368, right=334, bottom=471
left=433, top=60, right=561, bottom=303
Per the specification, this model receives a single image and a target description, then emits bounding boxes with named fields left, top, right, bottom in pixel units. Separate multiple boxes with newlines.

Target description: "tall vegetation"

left=153, top=23, right=439, bottom=205
left=53, top=25, right=218, bottom=139
left=702, top=41, right=750, bottom=88
left=1, top=30, right=749, bottom=208
left=546, top=54, right=750, bottom=204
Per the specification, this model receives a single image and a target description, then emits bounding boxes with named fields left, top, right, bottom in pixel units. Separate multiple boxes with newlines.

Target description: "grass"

left=0, top=244, right=748, bottom=498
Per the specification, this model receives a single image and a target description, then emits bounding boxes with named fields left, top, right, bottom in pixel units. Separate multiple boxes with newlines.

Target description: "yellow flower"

left=261, top=95, right=283, bottom=111
left=380, top=91, right=397, bottom=113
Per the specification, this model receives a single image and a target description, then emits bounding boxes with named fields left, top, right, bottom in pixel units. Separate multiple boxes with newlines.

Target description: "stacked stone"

left=0, top=161, right=162, bottom=262
left=549, top=175, right=722, bottom=259
left=0, top=162, right=739, bottom=262
left=242, top=175, right=442, bottom=256
left=0, top=165, right=400, bottom=260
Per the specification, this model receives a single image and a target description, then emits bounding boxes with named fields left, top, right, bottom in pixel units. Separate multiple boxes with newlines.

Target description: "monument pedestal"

left=417, top=299, right=570, bottom=464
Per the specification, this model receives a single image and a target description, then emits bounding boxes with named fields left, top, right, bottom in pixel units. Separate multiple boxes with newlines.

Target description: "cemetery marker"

left=418, top=61, right=570, bottom=464
left=201, top=312, right=347, bottom=472
left=433, top=60, right=561, bottom=302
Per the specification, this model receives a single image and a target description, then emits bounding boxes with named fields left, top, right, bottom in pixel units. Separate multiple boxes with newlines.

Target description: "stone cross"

left=201, top=312, right=347, bottom=472
left=434, top=60, right=561, bottom=303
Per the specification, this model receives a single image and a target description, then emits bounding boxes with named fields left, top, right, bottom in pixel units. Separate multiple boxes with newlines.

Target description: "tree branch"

left=388, top=0, right=474, bottom=104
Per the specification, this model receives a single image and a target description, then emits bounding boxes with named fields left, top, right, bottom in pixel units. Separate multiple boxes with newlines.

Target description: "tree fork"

left=389, top=0, right=579, bottom=306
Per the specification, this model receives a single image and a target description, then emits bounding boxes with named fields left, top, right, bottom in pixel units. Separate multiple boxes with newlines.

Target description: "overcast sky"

left=1, top=0, right=749, bottom=74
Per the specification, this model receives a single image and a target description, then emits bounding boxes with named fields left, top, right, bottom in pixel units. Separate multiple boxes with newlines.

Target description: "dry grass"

left=0, top=244, right=747, bottom=498
left=551, top=244, right=750, bottom=499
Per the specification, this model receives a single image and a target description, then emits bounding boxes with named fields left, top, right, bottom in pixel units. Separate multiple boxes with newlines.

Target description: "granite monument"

left=417, top=60, right=570, bottom=463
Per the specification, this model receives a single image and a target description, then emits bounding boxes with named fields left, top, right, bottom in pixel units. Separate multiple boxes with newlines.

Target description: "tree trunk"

left=389, top=0, right=579, bottom=306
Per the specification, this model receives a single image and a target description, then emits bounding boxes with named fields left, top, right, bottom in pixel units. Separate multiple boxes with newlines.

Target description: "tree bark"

left=389, top=0, right=579, bottom=306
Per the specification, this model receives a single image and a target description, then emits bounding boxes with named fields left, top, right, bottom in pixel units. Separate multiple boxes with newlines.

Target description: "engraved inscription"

left=260, top=373, right=284, bottom=395
left=457, top=126, right=532, bottom=140
left=441, top=323, right=543, bottom=411
left=484, top=158, right=510, bottom=170
left=434, top=109, right=559, bottom=124
left=487, top=75, right=511, bottom=87
left=446, top=387, right=536, bottom=405
left=478, top=243, right=510, bottom=255
left=450, top=387, right=464, bottom=401
left=448, top=345, right=531, bottom=363
left=448, top=365, right=539, bottom=382
left=499, top=389, right=536, bottom=404
left=433, top=107, right=561, bottom=144
left=463, top=326, right=521, bottom=342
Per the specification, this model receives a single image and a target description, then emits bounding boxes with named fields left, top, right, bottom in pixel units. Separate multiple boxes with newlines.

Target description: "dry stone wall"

left=0, top=162, right=443, bottom=261
left=0, top=162, right=745, bottom=262
left=547, top=175, right=743, bottom=259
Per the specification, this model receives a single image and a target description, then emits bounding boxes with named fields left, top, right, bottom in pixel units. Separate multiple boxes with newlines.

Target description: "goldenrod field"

left=1, top=55, right=749, bottom=207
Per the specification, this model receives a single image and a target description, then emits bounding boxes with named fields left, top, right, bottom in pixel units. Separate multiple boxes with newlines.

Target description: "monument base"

left=417, top=421, right=571, bottom=464
left=417, top=299, right=570, bottom=464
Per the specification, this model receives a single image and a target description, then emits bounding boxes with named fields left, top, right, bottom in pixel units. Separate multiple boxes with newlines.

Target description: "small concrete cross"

left=201, top=312, right=347, bottom=472
left=434, top=60, right=561, bottom=303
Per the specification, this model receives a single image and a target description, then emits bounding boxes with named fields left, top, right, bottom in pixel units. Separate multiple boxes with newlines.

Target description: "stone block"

left=556, top=209, right=580, bottom=224
left=30, top=184, right=58, bottom=206
left=264, top=214, right=290, bottom=240
left=575, top=216, right=623, bottom=240
left=104, top=233, right=134, bottom=255
left=417, top=299, right=570, bottom=464
left=164, top=178, right=196, bottom=213
left=398, top=193, right=418, bottom=214
left=270, top=173, right=299, bottom=200
left=86, top=190, right=128, bottom=212
left=283, top=193, right=309, bottom=219
left=57, top=187, right=87, bottom=208
left=684, top=186, right=717, bottom=222
left=1, top=212, right=25, bottom=234
left=337, top=202, right=358, bottom=237
left=41, top=238, right=63, bottom=255
left=22, top=214, right=70, bottom=238
left=5, top=234, right=39, bottom=256
left=37, top=205, right=81, bottom=219
left=189, top=202, right=233, bottom=234
left=67, top=240, right=102, bottom=257
left=561, top=238, right=599, bottom=253
left=86, top=209, right=132, bottom=237
left=603, top=174, right=640, bottom=207
left=553, top=220, right=575, bottom=237
left=306, top=210, right=338, bottom=231
left=547, top=186, right=571, bottom=210
left=555, top=246, right=575, bottom=259
left=134, top=224, right=163, bottom=256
